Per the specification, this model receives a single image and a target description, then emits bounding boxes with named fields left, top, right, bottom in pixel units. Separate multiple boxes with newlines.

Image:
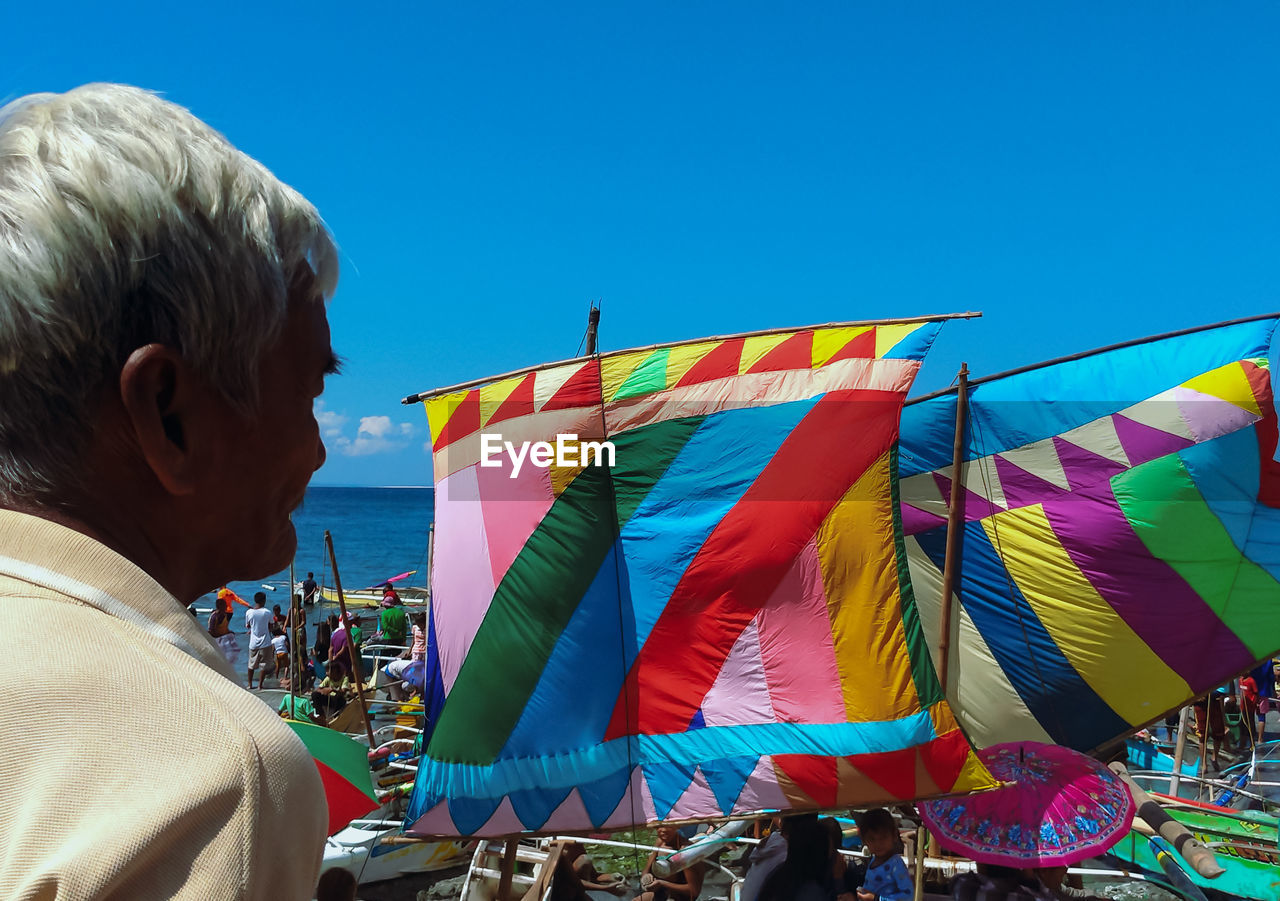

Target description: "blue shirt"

left=862, top=855, right=913, bottom=901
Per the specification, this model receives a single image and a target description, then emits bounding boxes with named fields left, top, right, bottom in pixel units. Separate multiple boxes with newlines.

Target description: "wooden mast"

left=288, top=554, right=297, bottom=717
left=325, top=530, right=376, bottom=746
left=937, top=364, right=969, bottom=692
left=585, top=304, right=600, bottom=355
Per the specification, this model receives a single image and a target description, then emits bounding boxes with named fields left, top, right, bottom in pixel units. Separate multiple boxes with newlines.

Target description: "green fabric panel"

left=614, top=348, right=671, bottom=401
left=1113, top=454, right=1280, bottom=658
left=612, top=416, right=706, bottom=526
left=427, top=465, right=618, bottom=764
left=286, top=720, right=374, bottom=793
left=889, top=443, right=944, bottom=710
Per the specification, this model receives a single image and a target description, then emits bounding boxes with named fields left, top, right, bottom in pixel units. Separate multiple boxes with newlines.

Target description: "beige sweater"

left=0, top=509, right=327, bottom=899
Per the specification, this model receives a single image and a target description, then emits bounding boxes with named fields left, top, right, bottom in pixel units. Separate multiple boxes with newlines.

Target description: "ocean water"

left=207, top=486, right=435, bottom=674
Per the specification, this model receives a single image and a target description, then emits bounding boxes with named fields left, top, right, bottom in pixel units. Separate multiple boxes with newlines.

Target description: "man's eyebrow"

left=324, top=351, right=344, bottom=376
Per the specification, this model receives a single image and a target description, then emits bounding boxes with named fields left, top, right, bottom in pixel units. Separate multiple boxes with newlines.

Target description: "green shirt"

left=379, top=606, right=407, bottom=645
left=278, top=695, right=317, bottom=720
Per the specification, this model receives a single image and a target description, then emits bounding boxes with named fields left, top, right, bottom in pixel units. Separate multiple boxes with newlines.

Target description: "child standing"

left=855, top=809, right=913, bottom=901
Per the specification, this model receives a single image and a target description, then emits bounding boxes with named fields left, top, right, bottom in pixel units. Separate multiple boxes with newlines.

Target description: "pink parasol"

left=918, top=740, right=1134, bottom=867
left=358, top=570, right=417, bottom=591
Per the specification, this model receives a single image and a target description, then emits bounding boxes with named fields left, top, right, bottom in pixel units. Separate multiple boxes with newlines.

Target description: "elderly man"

left=0, top=84, right=338, bottom=899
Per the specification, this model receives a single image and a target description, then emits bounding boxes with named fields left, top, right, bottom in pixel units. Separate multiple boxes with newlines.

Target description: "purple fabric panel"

left=1041, top=486, right=1251, bottom=692
left=933, top=471, right=1005, bottom=522
left=1052, top=437, right=1128, bottom=492
left=901, top=503, right=946, bottom=536
left=1113, top=414, right=1195, bottom=468
left=993, top=454, right=1073, bottom=510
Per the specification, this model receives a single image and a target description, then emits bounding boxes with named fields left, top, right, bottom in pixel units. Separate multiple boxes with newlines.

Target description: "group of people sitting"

left=549, top=809, right=1105, bottom=901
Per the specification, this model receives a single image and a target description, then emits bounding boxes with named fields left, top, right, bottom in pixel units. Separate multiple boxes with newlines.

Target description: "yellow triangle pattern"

left=1183, top=360, right=1263, bottom=416
left=425, top=390, right=471, bottom=446
left=738, top=334, right=791, bottom=374
left=478, top=376, right=526, bottom=428
left=601, top=350, right=652, bottom=401
left=665, top=341, right=719, bottom=387
left=812, top=326, right=872, bottom=367
left=874, top=323, right=926, bottom=359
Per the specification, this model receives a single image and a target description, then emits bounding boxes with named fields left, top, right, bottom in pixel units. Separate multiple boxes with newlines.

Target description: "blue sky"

left=7, top=4, right=1279, bottom=486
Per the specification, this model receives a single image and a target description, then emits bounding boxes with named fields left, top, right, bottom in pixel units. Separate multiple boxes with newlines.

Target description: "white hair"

left=0, top=83, right=338, bottom=502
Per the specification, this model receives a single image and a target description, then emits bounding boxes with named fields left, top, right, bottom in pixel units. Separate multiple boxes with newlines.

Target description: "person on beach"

left=382, top=611, right=427, bottom=700
left=633, top=824, right=703, bottom=901
left=302, top=571, right=319, bottom=605
left=0, top=84, right=335, bottom=898
left=313, top=619, right=332, bottom=681
left=246, top=591, right=276, bottom=690
left=271, top=622, right=290, bottom=677
left=853, top=808, right=912, bottom=901
left=755, top=815, right=830, bottom=901
left=376, top=590, right=408, bottom=646
left=380, top=581, right=400, bottom=607
left=207, top=596, right=240, bottom=666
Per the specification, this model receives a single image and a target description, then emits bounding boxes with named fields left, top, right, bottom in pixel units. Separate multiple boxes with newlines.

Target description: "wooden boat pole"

left=1109, top=763, right=1225, bottom=879
left=496, top=837, right=520, bottom=901
left=325, top=530, right=376, bottom=746
left=937, top=364, right=969, bottom=692
left=912, top=824, right=926, bottom=901
left=426, top=523, right=434, bottom=601
left=1195, top=695, right=1210, bottom=801
left=1170, top=705, right=1191, bottom=797
left=288, top=555, right=297, bottom=716
left=585, top=305, right=600, bottom=355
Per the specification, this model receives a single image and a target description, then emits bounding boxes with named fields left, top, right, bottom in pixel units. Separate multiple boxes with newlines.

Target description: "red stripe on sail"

left=604, top=388, right=904, bottom=739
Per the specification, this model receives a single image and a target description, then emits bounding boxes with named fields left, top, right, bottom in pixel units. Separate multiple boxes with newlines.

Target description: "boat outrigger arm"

left=1110, top=763, right=1225, bottom=881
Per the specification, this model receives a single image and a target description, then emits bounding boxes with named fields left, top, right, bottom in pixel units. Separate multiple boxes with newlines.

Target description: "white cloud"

left=330, top=413, right=418, bottom=456
left=314, top=401, right=348, bottom=439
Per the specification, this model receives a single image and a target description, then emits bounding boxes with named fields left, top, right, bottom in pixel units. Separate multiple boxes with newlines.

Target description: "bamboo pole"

left=288, top=555, right=297, bottom=717
left=496, top=838, right=520, bottom=901
left=1196, top=696, right=1211, bottom=801
left=912, top=825, right=926, bottom=901
left=403, top=312, right=983, bottom=403
left=1170, top=706, right=1190, bottom=797
left=937, top=364, right=969, bottom=692
left=426, top=523, right=434, bottom=602
left=909, top=310, right=1280, bottom=406
left=325, top=530, right=376, bottom=746
left=585, top=305, right=600, bottom=355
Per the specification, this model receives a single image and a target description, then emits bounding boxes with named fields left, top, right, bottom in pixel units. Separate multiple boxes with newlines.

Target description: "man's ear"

left=118, top=344, right=213, bottom=496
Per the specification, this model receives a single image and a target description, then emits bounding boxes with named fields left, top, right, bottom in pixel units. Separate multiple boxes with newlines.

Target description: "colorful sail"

left=405, top=319, right=997, bottom=837
left=899, top=316, right=1280, bottom=752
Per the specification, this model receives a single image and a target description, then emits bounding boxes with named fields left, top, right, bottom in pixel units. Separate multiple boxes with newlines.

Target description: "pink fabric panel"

left=700, top=621, right=779, bottom=727
left=756, top=539, right=845, bottom=724
left=475, top=797, right=525, bottom=837
left=475, top=459, right=555, bottom=587
left=666, top=768, right=723, bottom=821
left=405, top=800, right=458, bottom=838
left=432, top=464, right=497, bottom=694
left=731, top=755, right=791, bottom=815
left=1173, top=384, right=1260, bottom=443
left=540, top=789, right=594, bottom=833
left=603, top=767, right=658, bottom=829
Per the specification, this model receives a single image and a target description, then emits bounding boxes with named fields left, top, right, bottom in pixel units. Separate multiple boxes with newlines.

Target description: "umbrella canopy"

left=358, top=570, right=417, bottom=591
left=918, top=740, right=1134, bottom=867
left=285, top=719, right=379, bottom=835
